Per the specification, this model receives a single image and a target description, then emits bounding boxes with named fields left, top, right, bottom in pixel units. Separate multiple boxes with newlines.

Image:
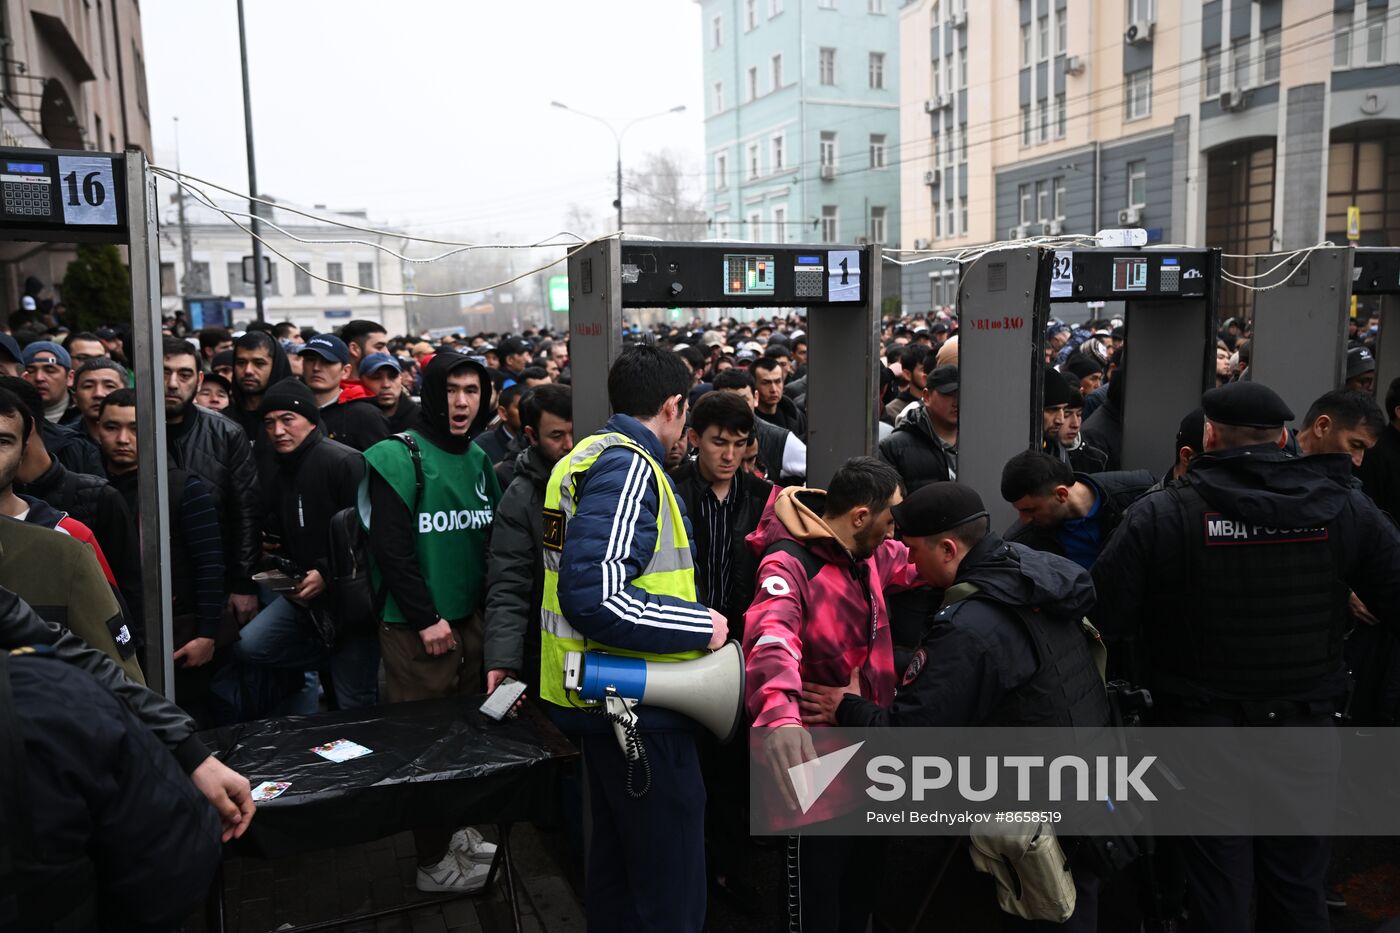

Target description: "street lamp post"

left=550, top=102, right=686, bottom=234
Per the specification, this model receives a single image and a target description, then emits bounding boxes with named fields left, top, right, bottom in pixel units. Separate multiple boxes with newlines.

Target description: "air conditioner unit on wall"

left=913, top=238, right=931, bottom=250
left=1048, top=219, right=1064, bottom=235
left=1064, top=55, right=1085, bottom=75
left=1221, top=88, right=1248, bottom=111
left=1124, top=20, right=1154, bottom=45
left=924, top=99, right=938, bottom=114
left=1118, top=207, right=1142, bottom=225
left=1009, top=223, right=1030, bottom=239
left=950, top=11, right=966, bottom=29
left=820, top=165, right=836, bottom=180
left=923, top=169, right=940, bottom=186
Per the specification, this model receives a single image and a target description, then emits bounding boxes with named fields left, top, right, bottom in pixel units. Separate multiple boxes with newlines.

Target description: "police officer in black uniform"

left=799, top=482, right=1109, bottom=931
left=1091, top=381, right=1400, bottom=933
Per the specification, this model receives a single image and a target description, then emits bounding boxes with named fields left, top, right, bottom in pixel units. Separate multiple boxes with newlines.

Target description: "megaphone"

left=563, top=641, right=746, bottom=744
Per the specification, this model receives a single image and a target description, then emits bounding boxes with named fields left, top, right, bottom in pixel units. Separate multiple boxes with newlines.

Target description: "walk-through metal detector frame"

left=1247, top=247, right=1352, bottom=425
left=1047, top=247, right=1221, bottom=476
left=1355, top=248, right=1400, bottom=400
left=0, top=147, right=171, bottom=697
left=565, top=239, right=881, bottom=488
left=956, top=247, right=1053, bottom=532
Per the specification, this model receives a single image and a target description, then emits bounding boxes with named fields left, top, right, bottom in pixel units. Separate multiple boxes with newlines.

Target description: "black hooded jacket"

left=757, top=393, right=807, bottom=440
left=367, top=353, right=495, bottom=630
left=877, top=403, right=957, bottom=492
left=837, top=534, right=1107, bottom=727
left=1092, top=446, right=1400, bottom=702
left=259, top=429, right=363, bottom=586
left=228, top=332, right=293, bottom=441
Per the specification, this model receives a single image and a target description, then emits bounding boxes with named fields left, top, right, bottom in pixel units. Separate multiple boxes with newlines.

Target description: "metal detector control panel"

left=0, top=147, right=125, bottom=242
left=1047, top=249, right=1211, bottom=301
left=618, top=240, right=868, bottom=307
left=1353, top=249, right=1400, bottom=295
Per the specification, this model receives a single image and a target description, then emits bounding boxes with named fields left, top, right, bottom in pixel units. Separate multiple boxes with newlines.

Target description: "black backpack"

left=322, top=433, right=424, bottom=646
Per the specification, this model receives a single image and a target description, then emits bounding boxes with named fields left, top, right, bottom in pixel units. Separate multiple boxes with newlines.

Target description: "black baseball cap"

left=891, top=482, right=989, bottom=538
left=927, top=364, right=959, bottom=395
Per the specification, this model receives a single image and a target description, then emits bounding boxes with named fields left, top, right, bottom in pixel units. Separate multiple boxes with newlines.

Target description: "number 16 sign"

left=57, top=155, right=117, bottom=226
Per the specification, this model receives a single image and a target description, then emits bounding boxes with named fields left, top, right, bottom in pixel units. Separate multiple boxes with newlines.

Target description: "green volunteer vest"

left=360, top=430, right=502, bottom=625
left=538, top=432, right=706, bottom=707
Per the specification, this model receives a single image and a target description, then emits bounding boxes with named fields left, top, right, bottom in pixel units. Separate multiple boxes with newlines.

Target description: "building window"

left=1054, top=93, right=1066, bottom=139
left=1231, top=38, right=1250, bottom=90
left=1335, top=10, right=1352, bottom=69
left=1053, top=176, right=1066, bottom=219
left=1035, top=180, right=1048, bottom=221
left=771, top=134, right=785, bottom=171
left=1037, top=15, right=1049, bottom=61
left=869, top=52, right=886, bottom=89
left=1019, top=183, right=1032, bottom=224
left=1127, top=159, right=1147, bottom=208
left=820, top=131, right=837, bottom=168
left=820, top=47, right=836, bottom=85
left=712, top=14, right=722, bottom=48
left=1366, top=5, right=1386, bottom=65
left=715, top=152, right=728, bottom=189
left=713, top=82, right=723, bottom=113
left=132, top=44, right=149, bottom=119
left=265, top=262, right=280, bottom=296
left=931, top=60, right=940, bottom=97
left=716, top=218, right=730, bottom=238
left=773, top=205, right=787, bottom=241
left=94, top=113, right=102, bottom=152
left=1038, top=100, right=1049, bottom=143
left=946, top=203, right=956, bottom=237
left=821, top=206, right=838, bottom=243
left=869, top=133, right=886, bottom=169
left=747, top=211, right=762, bottom=240
left=1262, top=28, right=1281, bottom=83
left=745, top=0, right=757, bottom=30
left=747, top=143, right=761, bottom=180
left=1126, top=68, right=1152, bottom=120
left=327, top=262, right=344, bottom=294
left=358, top=262, right=374, bottom=290
left=160, top=262, right=176, bottom=295
left=295, top=265, right=312, bottom=295
left=959, top=124, right=967, bottom=162
left=98, top=0, right=109, bottom=76
left=958, top=47, right=967, bottom=86
left=1021, top=23, right=1033, bottom=66
left=1204, top=47, right=1221, bottom=97
left=769, top=0, right=783, bottom=17
left=1056, top=10, right=1067, bottom=55
left=772, top=53, right=783, bottom=90
left=1128, top=0, right=1155, bottom=23
left=935, top=204, right=942, bottom=239
left=868, top=0, right=884, bottom=12
left=227, top=261, right=246, bottom=297
left=870, top=206, right=886, bottom=242
left=747, top=66, right=758, bottom=101
left=1021, top=105, right=1032, bottom=146
left=186, top=262, right=210, bottom=294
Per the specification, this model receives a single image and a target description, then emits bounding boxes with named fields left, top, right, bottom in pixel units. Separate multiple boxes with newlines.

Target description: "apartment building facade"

left=899, top=0, right=1400, bottom=318
left=700, top=0, right=902, bottom=266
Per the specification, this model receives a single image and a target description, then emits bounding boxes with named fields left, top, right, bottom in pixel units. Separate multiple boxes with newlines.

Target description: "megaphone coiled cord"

left=569, top=694, right=653, bottom=798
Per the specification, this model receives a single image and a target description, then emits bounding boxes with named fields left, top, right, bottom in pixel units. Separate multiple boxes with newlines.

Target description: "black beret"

left=1201, top=382, right=1293, bottom=429
left=891, top=482, right=989, bottom=538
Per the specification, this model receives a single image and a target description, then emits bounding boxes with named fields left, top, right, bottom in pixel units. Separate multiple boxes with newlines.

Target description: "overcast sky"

left=143, top=0, right=705, bottom=243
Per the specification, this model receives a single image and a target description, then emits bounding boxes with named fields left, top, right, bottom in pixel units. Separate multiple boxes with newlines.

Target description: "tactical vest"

left=0, top=650, right=97, bottom=932
left=1150, top=480, right=1349, bottom=698
left=538, top=432, right=705, bottom=707
left=939, top=584, right=1110, bottom=728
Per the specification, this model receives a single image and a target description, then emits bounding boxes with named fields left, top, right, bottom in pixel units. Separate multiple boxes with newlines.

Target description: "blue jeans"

left=234, top=596, right=380, bottom=713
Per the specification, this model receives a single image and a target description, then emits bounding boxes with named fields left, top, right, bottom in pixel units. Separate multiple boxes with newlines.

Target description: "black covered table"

left=200, top=696, right=577, bottom=933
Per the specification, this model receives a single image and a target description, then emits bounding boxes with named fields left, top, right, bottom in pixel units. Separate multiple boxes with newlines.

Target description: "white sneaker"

left=449, top=826, right=498, bottom=864
left=415, top=850, right=491, bottom=894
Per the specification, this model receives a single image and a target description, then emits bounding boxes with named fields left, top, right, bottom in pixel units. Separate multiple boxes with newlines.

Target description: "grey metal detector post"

left=956, top=247, right=1051, bottom=532
left=0, top=147, right=172, bottom=697
left=1355, top=249, right=1400, bottom=400
left=1045, top=247, right=1221, bottom=474
left=567, top=240, right=880, bottom=487
left=1247, top=248, right=1352, bottom=425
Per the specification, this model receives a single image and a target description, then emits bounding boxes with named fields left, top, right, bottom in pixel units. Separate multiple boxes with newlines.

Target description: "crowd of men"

left=6, top=295, right=1399, bottom=933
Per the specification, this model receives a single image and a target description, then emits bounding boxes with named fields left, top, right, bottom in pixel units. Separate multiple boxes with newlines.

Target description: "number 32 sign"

left=57, top=155, right=117, bottom=226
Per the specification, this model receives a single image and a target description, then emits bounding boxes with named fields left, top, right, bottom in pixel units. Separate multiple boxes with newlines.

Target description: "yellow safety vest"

left=539, top=431, right=706, bottom=707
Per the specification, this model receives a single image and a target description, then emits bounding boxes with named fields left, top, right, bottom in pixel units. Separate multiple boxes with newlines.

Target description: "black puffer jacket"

left=167, top=403, right=263, bottom=591
left=671, top=458, right=773, bottom=634
left=41, top=419, right=105, bottom=477
left=483, top=445, right=552, bottom=676
left=877, top=403, right=956, bottom=493
left=757, top=394, right=807, bottom=439
left=1005, top=469, right=1153, bottom=559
